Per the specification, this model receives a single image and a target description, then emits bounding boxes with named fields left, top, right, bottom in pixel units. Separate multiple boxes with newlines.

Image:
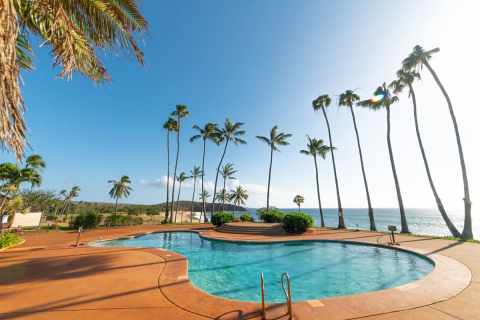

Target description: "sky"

left=11, top=0, right=480, bottom=212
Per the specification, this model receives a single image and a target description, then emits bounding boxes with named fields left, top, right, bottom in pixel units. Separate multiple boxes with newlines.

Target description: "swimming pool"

left=97, top=231, right=434, bottom=303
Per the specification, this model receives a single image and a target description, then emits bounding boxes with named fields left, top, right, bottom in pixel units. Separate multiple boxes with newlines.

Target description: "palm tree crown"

left=256, top=126, right=292, bottom=151
left=389, top=69, right=421, bottom=95
left=312, top=94, right=332, bottom=110
left=402, top=45, right=439, bottom=71
left=358, top=83, right=399, bottom=110
left=190, top=123, right=220, bottom=143
left=108, top=176, right=132, bottom=200
left=218, top=119, right=247, bottom=145
left=190, top=166, right=203, bottom=179
left=293, top=195, right=304, bottom=208
left=229, top=186, right=248, bottom=210
left=221, top=163, right=237, bottom=181
left=339, top=90, right=361, bottom=108
left=171, top=105, right=189, bottom=120
left=163, top=117, right=178, bottom=132
left=2, top=0, right=148, bottom=159
left=300, top=136, right=332, bottom=159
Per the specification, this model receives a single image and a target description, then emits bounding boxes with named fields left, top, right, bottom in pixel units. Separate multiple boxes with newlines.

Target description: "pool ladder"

left=260, top=272, right=293, bottom=320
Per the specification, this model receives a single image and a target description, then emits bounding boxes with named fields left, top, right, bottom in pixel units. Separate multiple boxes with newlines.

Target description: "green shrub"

left=211, top=212, right=234, bottom=226
left=0, top=232, right=22, bottom=249
left=259, top=208, right=284, bottom=223
left=239, top=214, right=254, bottom=222
left=283, top=212, right=313, bottom=233
left=104, top=214, right=143, bottom=226
left=71, top=211, right=102, bottom=229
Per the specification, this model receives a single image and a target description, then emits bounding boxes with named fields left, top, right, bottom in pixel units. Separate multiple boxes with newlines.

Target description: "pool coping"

left=88, top=228, right=472, bottom=320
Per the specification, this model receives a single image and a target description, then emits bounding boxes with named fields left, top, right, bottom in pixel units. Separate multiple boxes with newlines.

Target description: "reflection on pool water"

left=98, top=231, right=434, bottom=302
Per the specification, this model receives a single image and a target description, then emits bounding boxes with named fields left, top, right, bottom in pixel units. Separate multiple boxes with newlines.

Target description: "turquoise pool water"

left=98, top=232, right=434, bottom=302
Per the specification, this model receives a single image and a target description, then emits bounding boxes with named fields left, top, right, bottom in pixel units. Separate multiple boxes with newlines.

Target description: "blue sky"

left=13, top=0, right=479, bottom=211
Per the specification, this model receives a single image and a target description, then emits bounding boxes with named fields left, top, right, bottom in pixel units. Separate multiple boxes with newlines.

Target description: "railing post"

left=281, top=273, right=293, bottom=319
left=260, top=272, right=266, bottom=320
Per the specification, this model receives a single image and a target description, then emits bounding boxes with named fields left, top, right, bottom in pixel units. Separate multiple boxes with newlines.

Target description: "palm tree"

left=59, top=186, right=80, bottom=222
left=190, top=166, right=202, bottom=223
left=403, top=45, right=472, bottom=240
left=300, top=137, right=331, bottom=227
left=108, top=175, right=132, bottom=225
left=215, top=189, right=230, bottom=211
left=0, top=154, right=45, bottom=231
left=190, top=123, right=220, bottom=222
left=220, top=163, right=237, bottom=211
left=229, top=186, right=248, bottom=216
left=313, top=95, right=345, bottom=229
left=199, top=190, right=210, bottom=221
left=390, top=69, right=461, bottom=237
left=174, top=172, right=190, bottom=223
left=339, top=90, right=376, bottom=231
left=256, top=126, right=292, bottom=211
left=170, top=105, right=189, bottom=222
left=1, top=0, right=148, bottom=159
left=359, top=84, right=409, bottom=233
left=163, top=117, right=178, bottom=223
left=212, top=119, right=246, bottom=215
left=293, top=195, right=304, bottom=212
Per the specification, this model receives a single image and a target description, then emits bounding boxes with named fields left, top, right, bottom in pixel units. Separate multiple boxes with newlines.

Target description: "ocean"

left=245, top=208, right=479, bottom=239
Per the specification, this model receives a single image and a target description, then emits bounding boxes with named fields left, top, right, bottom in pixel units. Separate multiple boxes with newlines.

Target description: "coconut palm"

left=108, top=176, right=132, bottom=224
left=256, top=126, right=292, bottom=211
left=300, top=137, right=331, bottom=227
left=293, top=195, right=304, bottom=212
left=0, top=154, right=45, bottom=231
left=215, top=189, right=230, bottom=210
left=174, top=172, right=190, bottom=223
left=313, top=94, right=345, bottom=229
left=339, top=90, right=376, bottom=231
left=220, top=163, right=237, bottom=211
left=1, top=0, right=148, bottom=159
left=390, top=69, right=461, bottom=237
left=359, top=84, right=409, bottom=233
left=163, top=117, right=178, bottom=223
left=190, top=122, right=220, bottom=222
left=229, top=186, right=248, bottom=216
left=402, top=45, right=472, bottom=239
left=59, top=186, right=80, bottom=222
left=190, top=166, right=202, bottom=223
left=211, top=119, right=246, bottom=215
left=170, top=105, right=189, bottom=222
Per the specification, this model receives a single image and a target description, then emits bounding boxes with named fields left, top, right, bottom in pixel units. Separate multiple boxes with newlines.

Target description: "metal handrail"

left=260, top=272, right=266, bottom=320
left=281, top=273, right=293, bottom=319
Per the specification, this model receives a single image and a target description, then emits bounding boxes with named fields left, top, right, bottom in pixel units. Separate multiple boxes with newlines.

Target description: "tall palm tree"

left=108, top=175, right=132, bottom=225
left=313, top=95, right=345, bottom=229
left=1, top=0, right=148, bottom=159
left=293, top=195, right=304, bottom=212
left=403, top=45, right=472, bottom=239
left=59, top=186, right=80, bottom=221
left=256, top=126, right=292, bottom=211
left=339, top=90, right=376, bottom=231
left=220, top=163, right=237, bottom=211
left=174, top=172, right=190, bottom=223
left=190, top=166, right=202, bottom=223
left=300, top=137, right=331, bottom=227
left=390, top=69, right=461, bottom=237
left=359, top=84, right=409, bottom=233
left=170, top=105, right=189, bottom=222
left=163, top=117, right=178, bottom=223
left=190, top=122, right=220, bottom=222
left=211, top=119, right=246, bottom=215
left=229, top=185, right=248, bottom=216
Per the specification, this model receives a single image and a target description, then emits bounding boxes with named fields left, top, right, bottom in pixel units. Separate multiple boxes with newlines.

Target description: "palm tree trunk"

left=313, top=155, right=325, bottom=227
left=266, top=145, right=274, bottom=211
left=201, top=139, right=207, bottom=222
left=113, top=198, right=118, bottom=226
left=212, top=139, right=229, bottom=215
left=297, top=204, right=300, bottom=212
left=386, top=106, right=409, bottom=233
left=409, top=84, right=460, bottom=237
left=424, top=62, right=472, bottom=240
left=165, top=131, right=171, bottom=223
left=321, top=106, right=345, bottom=228
left=190, top=177, right=196, bottom=223
left=222, top=177, right=228, bottom=211
left=175, top=181, right=182, bottom=223
left=349, top=105, right=376, bottom=231
left=170, top=119, right=181, bottom=222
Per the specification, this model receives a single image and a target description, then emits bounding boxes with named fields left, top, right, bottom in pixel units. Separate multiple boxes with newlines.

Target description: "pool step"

left=216, top=222, right=285, bottom=235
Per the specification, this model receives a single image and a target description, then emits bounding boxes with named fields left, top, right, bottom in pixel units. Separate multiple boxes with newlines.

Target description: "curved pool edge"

left=88, top=228, right=472, bottom=320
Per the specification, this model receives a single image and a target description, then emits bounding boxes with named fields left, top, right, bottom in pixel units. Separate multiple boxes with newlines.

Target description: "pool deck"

left=0, top=224, right=479, bottom=320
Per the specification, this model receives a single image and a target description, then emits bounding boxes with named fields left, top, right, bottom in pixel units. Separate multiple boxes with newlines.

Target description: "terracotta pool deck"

left=0, top=225, right=479, bottom=319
